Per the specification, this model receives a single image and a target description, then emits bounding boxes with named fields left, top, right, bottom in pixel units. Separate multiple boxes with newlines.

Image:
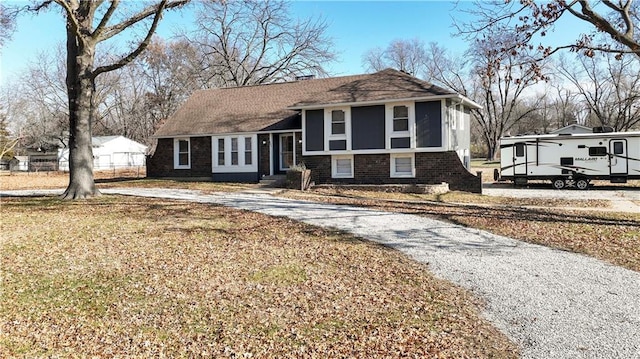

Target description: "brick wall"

left=301, top=151, right=481, bottom=193
left=147, top=137, right=212, bottom=178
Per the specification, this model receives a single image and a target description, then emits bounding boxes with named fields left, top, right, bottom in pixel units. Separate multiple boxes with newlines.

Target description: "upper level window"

left=393, top=105, right=409, bottom=132
left=331, top=110, right=345, bottom=135
left=174, top=138, right=190, bottom=169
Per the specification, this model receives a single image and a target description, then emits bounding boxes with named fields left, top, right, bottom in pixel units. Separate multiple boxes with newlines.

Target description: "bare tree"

left=458, top=0, right=640, bottom=59
left=188, top=0, right=335, bottom=87
left=0, top=3, right=18, bottom=47
left=558, top=53, right=640, bottom=131
left=362, top=39, right=426, bottom=76
left=13, top=49, right=70, bottom=151
left=19, top=0, right=189, bottom=199
left=423, top=38, right=544, bottom=160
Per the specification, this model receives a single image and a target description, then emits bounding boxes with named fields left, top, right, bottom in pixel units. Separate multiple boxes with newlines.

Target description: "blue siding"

left=415, top=101, right=442, bottom=147
left=351, top=105, right=385, bottom=150
left=305, top=109, right=324, bottom=151
left=329, top=140, right=347, bottom=150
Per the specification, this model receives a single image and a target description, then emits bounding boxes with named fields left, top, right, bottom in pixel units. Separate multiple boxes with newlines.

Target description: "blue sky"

left=0, top=1, right=590, bottom=87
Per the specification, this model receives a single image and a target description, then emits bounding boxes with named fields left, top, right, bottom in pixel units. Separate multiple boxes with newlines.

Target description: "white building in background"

left=58, top=136, right=147, bottom=171
left=549, top=124, right=592, bottom=135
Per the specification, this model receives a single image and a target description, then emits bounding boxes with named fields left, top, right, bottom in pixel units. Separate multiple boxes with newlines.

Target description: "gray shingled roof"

left=154, top=69, right=457, bottom=137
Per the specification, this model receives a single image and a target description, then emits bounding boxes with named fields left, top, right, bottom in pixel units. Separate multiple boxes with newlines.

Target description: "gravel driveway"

left=3, top=187, right=640, bottom=358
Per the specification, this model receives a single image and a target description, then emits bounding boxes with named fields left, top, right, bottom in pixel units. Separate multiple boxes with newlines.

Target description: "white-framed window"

left=390, top=153, right=415, bottom=178
left=331, top=110, right=346, bottom=135
left=212, top=135, right=258, bottom=172
left=332, top=155, right=353, bottom=178
left=231, top=137, right=239, bottom=165
left=244, top=136, right=252, bottom=165
left=217, top=138, right=225, bottom=166
left=386, top=102, right=414, bottom=149
left=174, top=138, right=190, bottom=169
left=392, top=105, right=409, bottom=132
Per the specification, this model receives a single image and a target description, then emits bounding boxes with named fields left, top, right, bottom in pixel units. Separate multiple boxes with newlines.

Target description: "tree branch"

left=93, top=0, right=189, bottom=78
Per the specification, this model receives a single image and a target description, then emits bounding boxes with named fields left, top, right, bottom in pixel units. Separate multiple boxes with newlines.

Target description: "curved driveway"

left=3, top=187, right=640, bottom=358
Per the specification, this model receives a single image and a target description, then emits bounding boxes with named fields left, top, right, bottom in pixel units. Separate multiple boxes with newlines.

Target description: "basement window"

left=332, top=155, right=353, bottom=178
left=390, top=154, right=415, bottom=178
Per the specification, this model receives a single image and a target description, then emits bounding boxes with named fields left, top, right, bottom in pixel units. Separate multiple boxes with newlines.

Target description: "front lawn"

left=0, top=196, right=517, bottom=358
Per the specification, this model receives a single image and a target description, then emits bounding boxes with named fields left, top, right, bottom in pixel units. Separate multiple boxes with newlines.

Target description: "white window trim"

left=325, top=107, right=351, bottom=151
left=212, top=135, right=258, bottom=173
left=390, top=153, right=415, bottom=178
left=173, top=138, right=190, bottom=169
left=331, top=154, right=354, bottom=178
left=385, top=102, right=415, bottom=149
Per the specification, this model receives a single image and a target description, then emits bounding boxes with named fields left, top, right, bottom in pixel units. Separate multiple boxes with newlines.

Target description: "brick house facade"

left=148, top=69, right=483, bottom=193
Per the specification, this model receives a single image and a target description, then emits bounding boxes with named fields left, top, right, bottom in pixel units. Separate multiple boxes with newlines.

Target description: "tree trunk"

left=61, top=16, right=99, bottom=200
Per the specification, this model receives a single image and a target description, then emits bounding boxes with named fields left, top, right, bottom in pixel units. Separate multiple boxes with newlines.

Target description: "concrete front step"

left=259, top=175, right=286, bottom=187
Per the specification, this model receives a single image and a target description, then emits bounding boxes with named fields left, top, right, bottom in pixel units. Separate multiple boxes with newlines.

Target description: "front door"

left=279, top=134, right=294, bottom=171
left=513, top=142, right=527, bottom=176
left=609, top=139, right=628, bottom=175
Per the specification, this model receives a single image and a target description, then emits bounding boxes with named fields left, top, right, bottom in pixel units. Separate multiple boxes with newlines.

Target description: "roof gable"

left=154, top=69, right=458, bottom=137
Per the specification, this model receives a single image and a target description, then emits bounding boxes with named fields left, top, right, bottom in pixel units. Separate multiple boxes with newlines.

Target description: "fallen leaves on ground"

left=281, top=190, right=639, bottom=272
left=0, top=196, right=517, bottom=358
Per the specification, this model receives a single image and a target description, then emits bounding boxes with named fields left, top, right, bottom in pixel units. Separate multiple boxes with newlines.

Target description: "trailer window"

left=515, top=143, right=525, bottom=157
left=613, top=142, right=624, bottom=155
left=588, top=147, right=607, bottom=156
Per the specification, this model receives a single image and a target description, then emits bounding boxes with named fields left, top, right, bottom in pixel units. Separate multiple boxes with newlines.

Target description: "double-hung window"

left=174, top=138, right=190, bottom=169
left=393, top=106, right=409, bottom=132
left=331, top=110, right=346, bottom=135
left=388, top=104, right=412, bottom=149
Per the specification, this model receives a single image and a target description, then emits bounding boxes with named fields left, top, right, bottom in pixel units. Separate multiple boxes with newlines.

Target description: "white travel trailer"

left=495, top=131, right=640, bottom=189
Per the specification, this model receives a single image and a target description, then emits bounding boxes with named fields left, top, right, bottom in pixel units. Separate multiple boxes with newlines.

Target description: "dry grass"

left=0, top=196, right=517, bottom=358
left=311, top=187, right=610, bottom=209
left=280, top=190, right=640, bottom=272
left=0, top=170, right=253, bottom=193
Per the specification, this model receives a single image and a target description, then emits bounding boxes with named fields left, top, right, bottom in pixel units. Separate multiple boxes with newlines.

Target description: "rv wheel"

left=575, top=178, right=589, bottom=190
left=552, top=178, right=566, bottom=190
left=493, top=168, right=499, bottom=181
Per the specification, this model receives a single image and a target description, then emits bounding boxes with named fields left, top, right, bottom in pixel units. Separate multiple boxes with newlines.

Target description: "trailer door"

left=513, top=142, right=527, bottom=175
left=609, top=140, right=628, bottom=175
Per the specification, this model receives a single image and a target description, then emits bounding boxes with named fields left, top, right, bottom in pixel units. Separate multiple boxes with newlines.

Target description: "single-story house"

left=59, top=135, right=147, bottom=171
left=148, top=69, right=483, bottom=192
